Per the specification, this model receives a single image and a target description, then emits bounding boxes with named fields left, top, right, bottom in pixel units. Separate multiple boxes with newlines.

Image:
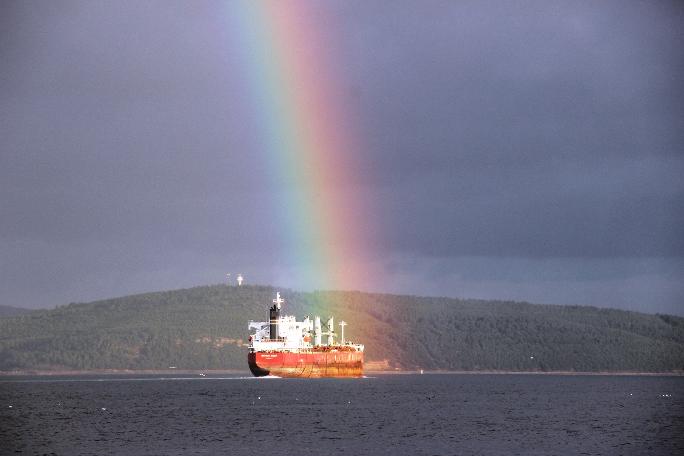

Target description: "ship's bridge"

left=248, top=315, right=313, bottom=351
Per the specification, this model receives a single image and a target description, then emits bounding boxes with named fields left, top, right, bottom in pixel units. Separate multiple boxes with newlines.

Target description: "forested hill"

left=1, top=285, right=682, bottom=372
left=0, top=305, right=33, bottom=317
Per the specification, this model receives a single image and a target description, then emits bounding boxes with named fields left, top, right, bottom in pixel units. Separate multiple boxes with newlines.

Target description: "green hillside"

left=1, top=285, right=682, bottom=372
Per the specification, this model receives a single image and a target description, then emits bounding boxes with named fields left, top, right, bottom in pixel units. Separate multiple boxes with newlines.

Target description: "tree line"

left=0, top=285, right=682, bottom=372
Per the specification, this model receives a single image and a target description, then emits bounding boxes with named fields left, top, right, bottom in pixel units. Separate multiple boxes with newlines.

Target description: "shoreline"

left=1, top=369, right=682, bottom=377
left=0, top=369, right=247, bottom=377
left=370, top=369, right=684, bottom=377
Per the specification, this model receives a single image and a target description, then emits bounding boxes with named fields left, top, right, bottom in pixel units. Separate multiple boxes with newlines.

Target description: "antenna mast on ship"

left=273, top=292, right=284, bottom=309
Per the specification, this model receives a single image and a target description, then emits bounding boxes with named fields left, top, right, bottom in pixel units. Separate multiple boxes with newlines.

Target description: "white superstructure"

left=247, top=292, right=364, bottom=353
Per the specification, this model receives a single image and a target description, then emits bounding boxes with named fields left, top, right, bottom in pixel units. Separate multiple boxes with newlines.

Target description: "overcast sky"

left=1, top=1, right=682, bottom=315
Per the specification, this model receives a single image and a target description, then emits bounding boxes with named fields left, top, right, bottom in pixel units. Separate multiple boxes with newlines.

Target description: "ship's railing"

left=259, top=337, right=286, bottom=342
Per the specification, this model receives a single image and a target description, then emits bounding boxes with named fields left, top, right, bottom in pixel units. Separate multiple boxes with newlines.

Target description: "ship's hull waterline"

left=248, top=351, right=363, bottom=378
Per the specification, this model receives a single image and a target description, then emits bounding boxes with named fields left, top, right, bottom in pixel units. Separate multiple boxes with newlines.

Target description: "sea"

left=1, top=373, right=682, bottom=455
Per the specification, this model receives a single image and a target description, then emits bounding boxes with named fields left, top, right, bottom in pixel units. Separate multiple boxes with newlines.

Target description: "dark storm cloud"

left=1, top=1, right=273, bottom=248
left=333, top=0, right=683, bottom=259
left=0, top=1, right=682, bottom=313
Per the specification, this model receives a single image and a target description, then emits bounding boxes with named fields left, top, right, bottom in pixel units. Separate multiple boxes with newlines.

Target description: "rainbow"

left=228, top=2, right=374, bottom=291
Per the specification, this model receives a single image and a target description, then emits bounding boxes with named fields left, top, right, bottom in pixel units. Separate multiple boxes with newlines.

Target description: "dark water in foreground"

left=1, top=374, right=682, bottom=455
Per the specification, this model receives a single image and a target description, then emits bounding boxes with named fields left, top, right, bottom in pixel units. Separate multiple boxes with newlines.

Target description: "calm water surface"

left=1, top=374, right=682, bottom=455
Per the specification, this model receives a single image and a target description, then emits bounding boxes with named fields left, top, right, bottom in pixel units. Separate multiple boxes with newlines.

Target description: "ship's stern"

left=247, top=352, right=270, bottom=377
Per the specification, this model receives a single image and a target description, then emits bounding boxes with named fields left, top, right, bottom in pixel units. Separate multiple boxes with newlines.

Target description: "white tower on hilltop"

left=237, top=274, right=244, bottom=286
left=226, top=273, right=231, bottom=284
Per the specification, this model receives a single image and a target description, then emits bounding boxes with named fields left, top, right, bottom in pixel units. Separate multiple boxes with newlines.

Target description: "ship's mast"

left=339, top=321, right=347, bottom=345
left=314, top=316, right=322, bottom=346
left=326, top=317, right=335, bottom=346
left=273, top=292, right=284, bottom=309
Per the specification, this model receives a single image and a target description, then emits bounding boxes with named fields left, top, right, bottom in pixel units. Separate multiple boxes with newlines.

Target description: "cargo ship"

left=247, top=292, right=364, bottom=378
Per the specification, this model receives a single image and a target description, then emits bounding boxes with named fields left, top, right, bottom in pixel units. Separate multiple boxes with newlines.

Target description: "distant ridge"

left=0, top=305, right=33, bottom=318
left=0, top=285, right=682, bottom=373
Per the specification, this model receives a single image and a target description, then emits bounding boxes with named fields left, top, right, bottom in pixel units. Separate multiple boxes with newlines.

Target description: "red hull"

left=248, top=350, right=363, bottom=378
